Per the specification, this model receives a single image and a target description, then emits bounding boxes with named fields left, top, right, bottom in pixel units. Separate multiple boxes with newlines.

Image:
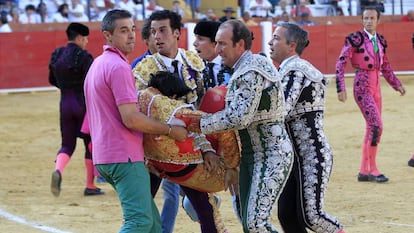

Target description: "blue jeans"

left=160, top=179, right=180, bottom=233
left=185, top=0, right=201, bottom=10
left=96, top=161, right=161, bottom=233
left=182, top=195, right=199, bottom=222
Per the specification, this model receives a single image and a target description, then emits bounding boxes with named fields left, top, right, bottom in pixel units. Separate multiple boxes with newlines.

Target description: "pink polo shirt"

left=84, top=45, right=144, bottom=165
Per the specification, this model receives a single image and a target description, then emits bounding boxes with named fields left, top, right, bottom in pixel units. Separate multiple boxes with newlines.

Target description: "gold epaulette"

left=133, top=56, right=159, bottom=91
left=182, top=49, right=205, bottom=72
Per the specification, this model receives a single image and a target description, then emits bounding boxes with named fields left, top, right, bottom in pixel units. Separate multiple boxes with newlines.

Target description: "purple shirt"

left=84, top=45, right=144, bottom=164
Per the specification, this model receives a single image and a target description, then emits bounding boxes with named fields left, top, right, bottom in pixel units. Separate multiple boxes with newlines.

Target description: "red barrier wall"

left=1, top=22, right=413, bottom=89
left=301, top=22, right=414, bottom=74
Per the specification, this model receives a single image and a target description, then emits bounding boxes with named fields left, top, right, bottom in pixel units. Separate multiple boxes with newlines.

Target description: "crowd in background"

left=0, top=0, right=410, bottom=33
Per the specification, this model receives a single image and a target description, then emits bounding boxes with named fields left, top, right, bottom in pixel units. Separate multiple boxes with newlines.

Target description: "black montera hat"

left=194, top=21, right=221, bottom=42
left=66, top=22, right=89, bottom=37
left=223, top=7, right=235, bottom=13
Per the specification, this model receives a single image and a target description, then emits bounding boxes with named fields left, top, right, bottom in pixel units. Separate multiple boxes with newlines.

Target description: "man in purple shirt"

left=48, top=22, right=103, bottom=197
left=83, top=9, right=187, bottom=232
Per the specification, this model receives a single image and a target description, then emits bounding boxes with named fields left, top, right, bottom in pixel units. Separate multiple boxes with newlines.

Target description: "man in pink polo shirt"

left=83, top=9, right=187, bottom=232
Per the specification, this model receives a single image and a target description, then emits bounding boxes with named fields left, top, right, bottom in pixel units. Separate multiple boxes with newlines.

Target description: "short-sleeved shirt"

left=84, top=45, right=144, bottom=165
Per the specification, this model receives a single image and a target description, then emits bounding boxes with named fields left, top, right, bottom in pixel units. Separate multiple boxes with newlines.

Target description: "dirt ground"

left=0, top=75, right=413, bottom=233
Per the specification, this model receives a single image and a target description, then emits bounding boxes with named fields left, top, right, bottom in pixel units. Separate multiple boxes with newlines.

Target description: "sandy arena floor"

left=0, top=76, right=413, bottom=233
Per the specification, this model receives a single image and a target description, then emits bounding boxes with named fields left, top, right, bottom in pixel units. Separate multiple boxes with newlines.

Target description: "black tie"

left=226, top=66, right=234, bottom=75
left=171, top=60, right=179, bottom=77
left=206, top=62, right=215, bottom=88
left=217, top=66, right=233, bottom=86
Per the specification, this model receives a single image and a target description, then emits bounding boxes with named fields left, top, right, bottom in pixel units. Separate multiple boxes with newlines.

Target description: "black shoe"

left=84, top=187, right=105, bottom=196
left=357, top=173, right=370, bottom=182
left=368, top=174, right=389, bottom=183
left=51, top=170, right=62, bottom=197
left=408, top=158, right=414, bottom=167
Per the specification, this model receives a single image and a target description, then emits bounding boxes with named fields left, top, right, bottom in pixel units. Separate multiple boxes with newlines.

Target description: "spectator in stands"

left=145, top=0, right=164, bottom=19
left=319, top=0, right=346, bottom=15
left=401, top=10, right=414, bottom=22
left=0, top=10, right=12, bottom=32
left=171, top=0, right=184, bottom=18
left=90, top=0, right=114, bottom=21
left=248, top=0, right=273, bottom=18
left=296, top=11, right=318, bottom=26
left=8, top=6, right=20, bottom=24
left=52, top=3, right=69, bottom=22
left=274, top=0, right=291, bottom=17
left=219, top=6, right=236, bottom=22
left=19, top=4, right=41, bottom=23
left=0, top=0, right=14, bottom=14
left=133, top=0, right=144, bottom=20
left=19, top=0, right=39, bottom=13
left=337, top=0, right=350, bottom=16
left=290, top=0, right=312, bottom=17
left=194, top=8, right=206, bottom=20
left=185, top=0, right=200, bottom=14
left=36, top=2, right=52, bottom=22
left=116, top=0, right=141, bottom=20
left=239, top=11, right=258, bottom=26
left=200, top=8, right=219, bottom=21
left=43, top=0, right=60, bottom=20
left=268, top=0, right=280, bottom=14
left=360, top=0, right=384, bottom=13
left=275, top=10, right=294, bottom=24
left=68, top=0, right=88, bottom=22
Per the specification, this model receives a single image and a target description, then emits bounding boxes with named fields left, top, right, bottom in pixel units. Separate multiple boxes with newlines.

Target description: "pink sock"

left=55, top=153, right=70, bottom=174
left=85, top=159, right=96, bottom=189
left=88, top=142, right=93, bottom=154
left=368, top=145, right=380, bottom=176
left=359, top=141, right=370, bottom=174
left=337, top=230, right=346, bottom=233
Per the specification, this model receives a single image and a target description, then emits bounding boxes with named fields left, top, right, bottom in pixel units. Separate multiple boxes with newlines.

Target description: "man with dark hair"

left=133, top=10, right=225, bottom=233
left=193, top=21, right=228, bottom=89
left=147, top=71, right=192, bottom=98
left=131, top=18, right=156, bottom=68
left=269, top=21, right=346, bottom=233
left=190, top=20, right=241, bottom=223
left=184, top=19, right=294, bottom=233
left=219, top=6, right=236, bottom=22
left=360, top=0, right=384, bottom=13
left=19, top=4, right=41, bottom=23
left=0, top=10, right=11, bottom=33
left=132, top=18, right=181, bottom=233
left=84, top=9, right=187, bottom=232
left=335, top=6, right=405, bottom=183
left=49, top=22, right=104, bottom=197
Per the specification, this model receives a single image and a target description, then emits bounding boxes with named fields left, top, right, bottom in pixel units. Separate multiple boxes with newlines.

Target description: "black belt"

left=164, top=164, right=197, bottom=177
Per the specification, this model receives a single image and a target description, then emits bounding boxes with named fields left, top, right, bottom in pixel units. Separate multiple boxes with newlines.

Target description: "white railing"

left=383, top=2, right=414, bottom=15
